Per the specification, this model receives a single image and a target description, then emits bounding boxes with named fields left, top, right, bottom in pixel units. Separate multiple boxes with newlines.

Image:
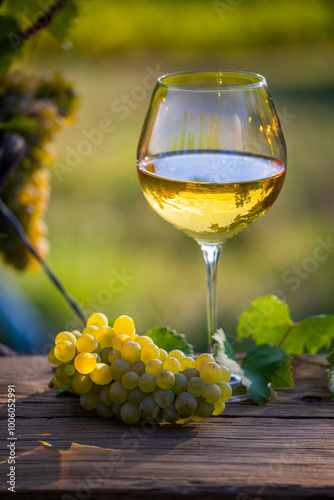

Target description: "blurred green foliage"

left=1, top=0, right=334, bottom=352
left=67, top=0, right=334, bottom=52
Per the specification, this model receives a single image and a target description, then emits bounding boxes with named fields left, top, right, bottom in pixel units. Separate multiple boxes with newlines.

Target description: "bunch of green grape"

left=48, top=313, right=232, bottom=425
left=0, top=71, right=78, bottom=271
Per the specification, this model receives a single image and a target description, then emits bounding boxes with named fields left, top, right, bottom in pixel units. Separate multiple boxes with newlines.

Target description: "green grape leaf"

left=282, top=315, right=334, bottom=356
left=237, top=295, right=292, bottom=345
left=213, top=330, right=294, bottom=405
left=242, top=344, right=294, bottom=403
left=146, top=326, right=194, bottom=356
left=0, top=15, right=22, bottom=74
left=326, top=349, right=334, bottom=367
left=48, top=1, right=80, bottom=42
left=326, top=349, right=334, bottom=401
left=237, top=295, right=334, bottom=357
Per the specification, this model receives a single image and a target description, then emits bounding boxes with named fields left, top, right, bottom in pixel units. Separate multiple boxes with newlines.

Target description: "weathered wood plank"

left=0, top=355, right=333, bottom=500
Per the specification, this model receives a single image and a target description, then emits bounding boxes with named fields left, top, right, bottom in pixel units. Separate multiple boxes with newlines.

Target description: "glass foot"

left=227, top=373, right=250, bottom=402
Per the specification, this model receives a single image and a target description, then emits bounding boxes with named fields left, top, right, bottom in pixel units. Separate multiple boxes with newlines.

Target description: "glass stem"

left=199, top=243, right=224, bottom=351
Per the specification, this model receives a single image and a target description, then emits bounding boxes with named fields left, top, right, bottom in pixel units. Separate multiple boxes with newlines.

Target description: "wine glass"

left=137, top=70, right=286, bottom=354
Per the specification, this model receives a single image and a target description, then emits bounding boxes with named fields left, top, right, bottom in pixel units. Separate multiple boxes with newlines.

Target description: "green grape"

left=90, top=363, right=112, bottom=385
left=86, top=312, right=108, bottom=328
left=200, top=362, right=222, bottom=384
left=108, top=381, right=128, bottom=404
left=76, top=334, right=97, bottom=353
left=186, top=377, right=205, bottom=397
left=93, top=343, right=101, bottom=355
left=100, top=347, right=112, bottom=364
left=55, top=365, right=71, bottom=385
left=114, top=315, right=135, bottom=335
left=122, top=371, right=139, bottom=390
left=163, top=357, right=180, bottom=375
left=159, top=349, right=168, bottom=362
left=174, top=392, right=197, bottom=417
left=182, top=368, right=200, bottom=381
left=54, top=340, right=75, bottom=362
left=111, top=334, right=131, bottom=352
left=138, top=396, right=159, bottom=420
left=91, top=382, right=102, bottom=394
left=219, top=365, right=231, bottom=383
left=194, top=353, right=215, bottom=371
left=122, top=342, right=141, bottom=363
left=212, top=401, right=225, bottom=416
left=176, top=416, right=190, bottom=425
left=127, top=388, right=147, bottom=406
left=131, top=360, right=146, bottom=376
left=162, top=405, right=180, bottom=423
left=216, top=381, right=232, bottom=403
left=53, top=376, right=71, bottom=389
left=96, top=402, right=114, bottom=419
left=138, top=373, right=157, bottom=393
left=71, top=372, right=93, bottom=394
left=110, top=359, right=131, bottom=381
left=95, top=326, right=116, bottom=348
left=168, top=349, right=186, bottom=362
left=99, top=385, right=113, bottom=406
left=55, top=331, right=77, bottom=346
left=120, top=402, right=140, bottom=425
left=71, top=330, right=82, bottom=340
left=193, top=397, right=214, bottom=418
left=112, top=403, right=122, bottom=418
left=145, top=358, right=163, bottom=376
left=135, top=336, right=152, bottom=348
left=81, top=325, right=99, bottom=338
left=74, top=352, right=97, bottom=374
left=47, top=348, right=62, bottom=365
left=155, top=370, right=175, bottom=390
left=152, top=388, right=174, bottom=409
left=92, top=352, right=101, bottom=363
left=191, top=414, right=206, bottom=422
left=80, top=391, right=99, bottom=410
left=172, top=373, right=188, bottom=395
left=108, top=350, right=122, bottom=364
left=141, top=344, right=160, bottom=364
left=64, top=364, right=76, bottom=376
left=180, top=356, right=196, bottom=371
left=202, top=384, right=221, bottom=404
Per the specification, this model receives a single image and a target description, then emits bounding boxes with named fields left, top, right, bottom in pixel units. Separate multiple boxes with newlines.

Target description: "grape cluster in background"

left=48, top=312, right=232, bottom=425
left=0, top=71, right=78, bottom=271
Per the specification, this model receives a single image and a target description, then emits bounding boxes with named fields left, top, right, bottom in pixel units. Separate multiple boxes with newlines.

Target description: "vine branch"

left=0, top=196, right=87, bottom=326
left=18, top=0, right=71, bottom=43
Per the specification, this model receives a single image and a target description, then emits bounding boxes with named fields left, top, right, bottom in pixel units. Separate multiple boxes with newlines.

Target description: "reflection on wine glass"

left=137, top=70, right=286, bottom=353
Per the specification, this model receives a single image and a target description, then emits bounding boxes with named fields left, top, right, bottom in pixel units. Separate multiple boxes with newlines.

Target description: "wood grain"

left=0, top=355, right=333, bottom=500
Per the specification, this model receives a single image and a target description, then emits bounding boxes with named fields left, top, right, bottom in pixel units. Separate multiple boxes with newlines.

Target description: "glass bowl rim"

left=157, top=70, right=267, bottom=91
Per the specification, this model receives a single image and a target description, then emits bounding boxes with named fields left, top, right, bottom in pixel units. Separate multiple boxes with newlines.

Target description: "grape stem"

left=17, top=0, right=72, bottom=43
left=0, top=197, right=87, bottom=326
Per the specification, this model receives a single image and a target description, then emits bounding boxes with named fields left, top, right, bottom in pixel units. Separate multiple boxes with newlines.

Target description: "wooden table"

left=0, top=355, right=333, bottom=499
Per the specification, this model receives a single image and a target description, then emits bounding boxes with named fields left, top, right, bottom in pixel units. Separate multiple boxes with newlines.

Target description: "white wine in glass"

left=137, top=71, right=286, bottom=353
